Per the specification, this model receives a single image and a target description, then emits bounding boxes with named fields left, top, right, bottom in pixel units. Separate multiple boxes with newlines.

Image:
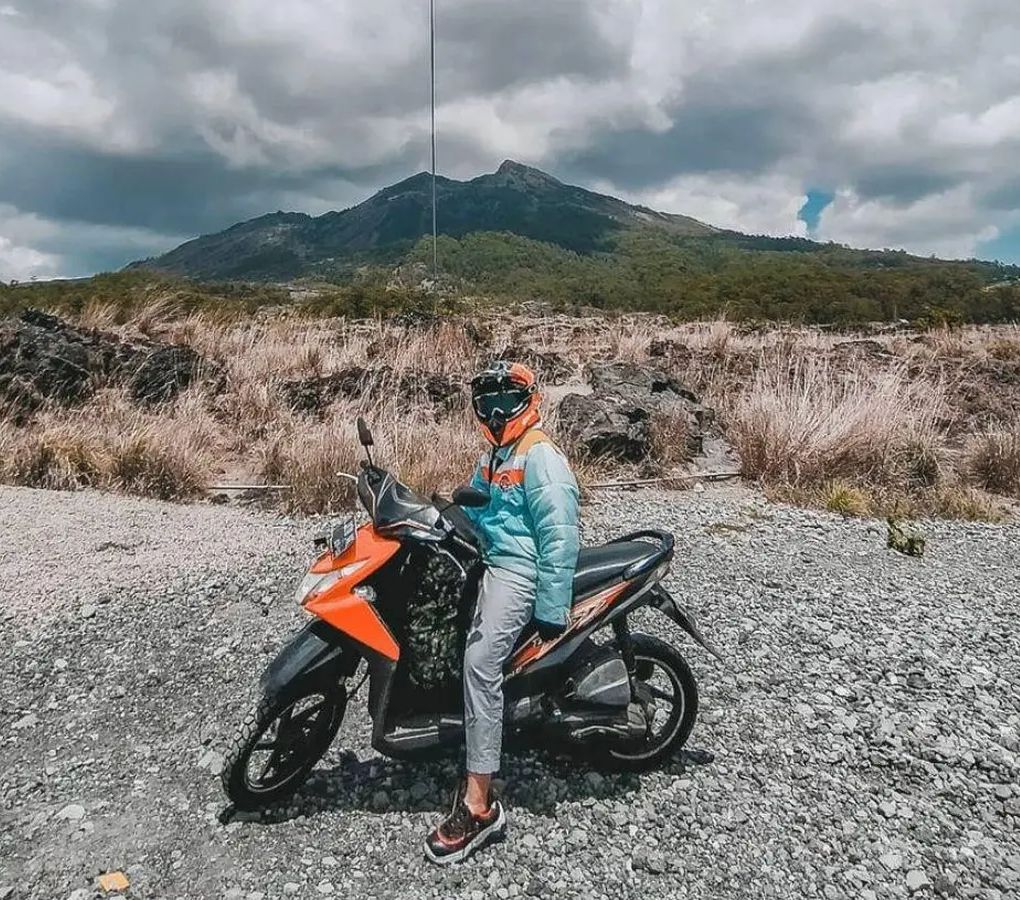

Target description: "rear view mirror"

left=356, top=417, right=374, bottom=447
left=452, top=485, right=490, bottom=508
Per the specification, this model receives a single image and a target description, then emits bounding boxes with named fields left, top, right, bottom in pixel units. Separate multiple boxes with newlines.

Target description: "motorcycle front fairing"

left=300, top=524, right=402, bottom=660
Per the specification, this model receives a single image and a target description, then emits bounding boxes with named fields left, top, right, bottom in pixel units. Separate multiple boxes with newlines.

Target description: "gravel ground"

left=1, top=484, right=1018, bottom=900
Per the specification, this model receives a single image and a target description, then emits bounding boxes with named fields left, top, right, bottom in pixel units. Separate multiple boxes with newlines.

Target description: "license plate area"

left=314, top=517, right=357, bottom=556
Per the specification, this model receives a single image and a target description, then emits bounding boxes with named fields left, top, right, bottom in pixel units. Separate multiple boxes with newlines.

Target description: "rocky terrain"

left=2, top=484, right=1018, bottom=900
left=0, top=310, right=218, bottom=417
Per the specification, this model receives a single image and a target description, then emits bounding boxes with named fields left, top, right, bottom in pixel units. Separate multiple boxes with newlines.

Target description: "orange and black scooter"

left=222, top=418, right=720, bottom=811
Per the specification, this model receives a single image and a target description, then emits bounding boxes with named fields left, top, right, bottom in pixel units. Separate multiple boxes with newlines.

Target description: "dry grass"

left=773, top=481, right=1003, bottom=522
left=647, top=408, right=693, bottom=471
left=724, top=356, right=945, bottom=487
left=822, top=481, right=874, bottom=517
left=262, top=406, right=480, bottom=515
left=4, top=303, right=1020, bottom=519
left=965, top=423, right=1020, bottom=497
left=0, top=391, right=213, bottom=500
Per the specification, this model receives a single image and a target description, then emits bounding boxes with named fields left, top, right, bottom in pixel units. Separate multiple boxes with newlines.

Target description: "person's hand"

left=534, top=619, right=567, bottom=642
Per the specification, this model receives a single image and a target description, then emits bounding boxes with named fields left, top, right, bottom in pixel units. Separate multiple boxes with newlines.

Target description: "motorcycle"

left=222, top=418, right=719, bottom=811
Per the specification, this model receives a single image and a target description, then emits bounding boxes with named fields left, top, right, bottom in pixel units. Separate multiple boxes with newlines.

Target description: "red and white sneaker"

left=423, top=784, right=507, bottom=865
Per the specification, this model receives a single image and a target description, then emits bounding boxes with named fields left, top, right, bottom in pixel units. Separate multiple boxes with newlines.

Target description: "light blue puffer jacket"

left=464, top=428, right=580, bottom=626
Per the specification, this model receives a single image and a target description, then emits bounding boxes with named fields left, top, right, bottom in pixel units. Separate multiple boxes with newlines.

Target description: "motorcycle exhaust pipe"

left=553, top=703, right=647, bottom=744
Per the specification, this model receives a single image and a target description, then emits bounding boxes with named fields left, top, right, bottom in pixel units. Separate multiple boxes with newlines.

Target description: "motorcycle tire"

left=590, top=632, right=698, bottom=772
left=222, top=683, right=346, bottom=811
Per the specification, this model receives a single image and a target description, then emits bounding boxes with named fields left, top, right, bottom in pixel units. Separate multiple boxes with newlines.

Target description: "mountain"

left=129, top=160, right=717, bottom=281
left=126, top=160, right=1020, bottom=325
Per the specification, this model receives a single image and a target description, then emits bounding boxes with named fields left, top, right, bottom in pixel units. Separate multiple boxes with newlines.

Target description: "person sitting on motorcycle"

left=425, top=361, right=580, bottom=865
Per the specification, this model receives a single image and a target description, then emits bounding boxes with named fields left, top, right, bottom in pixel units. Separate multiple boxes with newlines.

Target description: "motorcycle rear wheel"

left=591, top=632, right=698, bottom=772
left=222, top=683, right=346, bottom=811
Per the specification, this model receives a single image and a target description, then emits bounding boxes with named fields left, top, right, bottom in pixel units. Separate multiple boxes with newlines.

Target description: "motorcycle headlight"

left=293, top=561, right=369, bottom=606
left=294, top=571, right=341, bottom=606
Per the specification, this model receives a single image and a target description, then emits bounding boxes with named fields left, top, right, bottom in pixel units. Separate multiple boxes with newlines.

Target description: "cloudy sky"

left=1, top=0, right=1019, bottom=280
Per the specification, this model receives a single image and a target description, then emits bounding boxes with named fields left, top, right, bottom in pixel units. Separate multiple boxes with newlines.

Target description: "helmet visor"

left=472, top=382, right=531, bottom=422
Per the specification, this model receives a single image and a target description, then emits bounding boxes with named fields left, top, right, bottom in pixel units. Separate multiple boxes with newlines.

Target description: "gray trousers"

left=463, top=566, right=536, bottom=774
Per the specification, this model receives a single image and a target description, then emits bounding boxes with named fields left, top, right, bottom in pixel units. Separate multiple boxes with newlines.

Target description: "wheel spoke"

left=241, top=693, right=341, bottom=794
left=606, top=649, right=690, bottom=762
left=259, top=744, right=284, bottom=782
left=287, top=701, right=327, bottom=732
left=256, top=705, right=294, bottom=782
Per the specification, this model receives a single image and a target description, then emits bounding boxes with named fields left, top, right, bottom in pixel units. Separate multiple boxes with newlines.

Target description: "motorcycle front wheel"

left=222, top=683, right=347, bottom=811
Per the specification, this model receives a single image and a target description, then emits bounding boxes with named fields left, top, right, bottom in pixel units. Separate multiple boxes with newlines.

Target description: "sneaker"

left=423, top=785, right=507, bottom=865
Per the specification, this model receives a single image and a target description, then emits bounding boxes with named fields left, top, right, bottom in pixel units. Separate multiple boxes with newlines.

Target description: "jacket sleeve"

left=462, top=454, right=489, bottom=526
left=524, top=443, right=580, bottom=626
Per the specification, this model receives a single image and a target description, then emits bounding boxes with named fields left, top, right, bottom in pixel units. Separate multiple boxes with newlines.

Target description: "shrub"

left=823, top=481, right=873, bottom=517
left=725, top=357, right=945, bottom=487
left=262, top=405, right=481, bottom=515
left=647, top=409, right=693, bottom=471
left=0, top=395, right=211, bottom=500
left=262, top=423, right=361, bottom=515
left=965, top=424, right=1020, bottom=496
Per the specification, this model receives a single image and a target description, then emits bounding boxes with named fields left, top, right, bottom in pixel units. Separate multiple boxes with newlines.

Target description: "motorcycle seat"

left=509, top=535, right=672, bottom=656
left=572, top=541, right=663, bottom=600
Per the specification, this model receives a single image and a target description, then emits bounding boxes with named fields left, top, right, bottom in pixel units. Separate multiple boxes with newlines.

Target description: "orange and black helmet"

left=471, top=361, right=541, bottom=447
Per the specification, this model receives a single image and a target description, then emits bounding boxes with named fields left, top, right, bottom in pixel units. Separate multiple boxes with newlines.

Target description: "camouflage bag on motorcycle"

left=402, top=550, right=475, bottom=692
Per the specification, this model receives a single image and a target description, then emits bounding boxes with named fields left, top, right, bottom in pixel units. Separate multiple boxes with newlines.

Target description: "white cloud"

left=816, top=186, right=1007, bottom=259
left=0, top=0, right=1019, bottom=270
left=608, top=173, right=809, bottom=236
left=0, top=237, right=60, bottom=281
left=0, top=203, right=183, bottom=278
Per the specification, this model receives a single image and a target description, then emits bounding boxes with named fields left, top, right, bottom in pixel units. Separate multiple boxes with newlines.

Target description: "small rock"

left=316, top=881, right=334, bottom=895
left=55, top=804, right=86, bottom=821
left=526, top=878, right=546, bottom=897
left=81, top=604, right=97, bottom=619
left=828, top=631, right=851, bottom=649
left=880, top=852, right=903, bottom=871
left=879, top=800, right=897, bottom=818
left=13, top=713, right=38, bottom=730
left=370, top=790, right=389, bottom=811
left=906, top=870, right=929, bottom=892
left=283, top=884, right=300, bottom=896
left=643, top=852, right=667, bottom=874
left=198, top=750, right=225, bottom=776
